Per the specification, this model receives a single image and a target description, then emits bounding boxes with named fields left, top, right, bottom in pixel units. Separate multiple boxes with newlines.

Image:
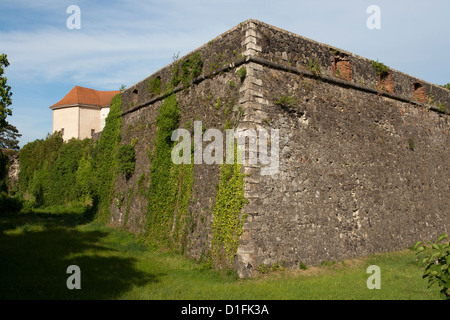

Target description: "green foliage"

left=436, top=103, right=448, bottom=114
left=14, top=92, right=122, bottom=224
left=18, top=134, right=90, bottom=207
left=130, top=137, right=138, bottom=147
left=17, top=93, right=123, bottom=221
left=0, top=150, right=9, bottom=193
left=0, top=53, right=13, bottom=128
left=18, top=132, right=64, bottom=203
left=118, top=144, right=136, bottom=176
left=211, top=147, right=247, bottom=268
left=171, top=53, right=203, bottom=88
left=75, top=156, right=94, bottom=199
left=136, top=172, right=147, bottom=196
left=413, top=234, right=450, bottom=299
left=257, top=261, right=285, bottom=274
left=441, top=83, right=450, bottom=90
left=257, top=264, right=271, bottom=274
left=0, top=121, right=21, bottom=150
left=147, top=77, right=161, bottom=96
left=307, top=58, right=321, bottom=76
left=46, top=138, right=90, bottom=206
left=320, top=260, right=337, bottom=267
left=408, top=137, right=415, bottom=151
left=89, top=94, right=123, bottom=221
left=371, top=60, right=389, bottom=77
left=274, top=94, right=298, bottom=108
left=215, top=98, right=221, bottom=110
left=237, top=66, right=247, bottom=82
left=0, top=192, right=23, bottom=215
left=170, top=62, right=181, bottom=88
left=299, top=261, right=308, bottom=270
left=146, top=93, right=194, bottom=249
left=224, top=119, right=232, bottom=130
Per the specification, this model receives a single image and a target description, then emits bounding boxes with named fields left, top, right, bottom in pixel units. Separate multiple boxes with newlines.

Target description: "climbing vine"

left=89, top=94, right=123, bottom=221
left=145, top=92, right=194, bottom=249
left=211, top=148, right=247, bottom=268
left=118, top=144, right=136, bottom=177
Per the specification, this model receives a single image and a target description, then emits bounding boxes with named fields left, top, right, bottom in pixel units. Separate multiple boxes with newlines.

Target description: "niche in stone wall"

left=378, top=71, right=394, bottom=94
left=331, top=51, right=352, bottom=82
left=132, top=88, right=139, bottom=104
left=413, top=82, right=426, bottom=103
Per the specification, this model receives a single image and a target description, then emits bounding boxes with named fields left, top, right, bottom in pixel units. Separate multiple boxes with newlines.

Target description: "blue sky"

left=1, top=0, right=449, bottom=147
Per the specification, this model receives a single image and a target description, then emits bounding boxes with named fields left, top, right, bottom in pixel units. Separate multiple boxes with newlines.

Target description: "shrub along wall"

left=17, top=94, right=123, bottom=219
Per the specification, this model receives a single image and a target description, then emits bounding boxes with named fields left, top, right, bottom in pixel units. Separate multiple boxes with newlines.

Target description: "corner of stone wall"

left=234, top=22, right=269, bottom=278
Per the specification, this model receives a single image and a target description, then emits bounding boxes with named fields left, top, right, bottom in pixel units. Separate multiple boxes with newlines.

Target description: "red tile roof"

left=50, top=86, right=120, bottom=109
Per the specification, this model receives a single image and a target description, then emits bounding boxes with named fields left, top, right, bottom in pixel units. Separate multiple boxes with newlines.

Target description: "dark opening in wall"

left=91, top=129, right=95, bottom=137
left=378, top=72, right=394, bottom=94
left=413, top=82, right=426, bottom=103
left=132, top=89, right=139, bottom=104
left=332, top=55, right=352, bottom=82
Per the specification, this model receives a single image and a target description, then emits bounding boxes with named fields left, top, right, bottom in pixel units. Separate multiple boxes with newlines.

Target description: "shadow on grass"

left=0, top=206, right=159, bottom=300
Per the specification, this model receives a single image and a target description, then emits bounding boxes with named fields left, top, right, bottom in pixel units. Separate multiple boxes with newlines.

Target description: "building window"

left=91, top=129, right=95, bottom=137
left=61, top=128, right=64, bottom=136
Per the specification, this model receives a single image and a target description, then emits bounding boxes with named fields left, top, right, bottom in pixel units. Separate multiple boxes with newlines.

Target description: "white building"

left=50, top=86, right=119, bottom=141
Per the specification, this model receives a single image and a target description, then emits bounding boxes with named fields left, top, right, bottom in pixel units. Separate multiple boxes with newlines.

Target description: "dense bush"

left=18, top=132, right=89, bottom=206
left=0, top=192, right=23, bottom=215
left=0, top=150, right=8, bottom=193
left=17, top=93, right=123, bottom=221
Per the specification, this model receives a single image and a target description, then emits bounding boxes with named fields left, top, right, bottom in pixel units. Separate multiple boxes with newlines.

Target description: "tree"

left=0, top=54, right=13, bottom=128
left=0, top=121, right=21, bottom=150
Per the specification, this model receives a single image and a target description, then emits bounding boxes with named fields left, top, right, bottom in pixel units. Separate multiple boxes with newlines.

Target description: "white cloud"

left=1, top=27, right=202, bottom=89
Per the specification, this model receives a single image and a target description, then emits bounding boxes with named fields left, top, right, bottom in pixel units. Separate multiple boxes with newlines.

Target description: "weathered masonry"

left=111, top=20, right=449, bottom=277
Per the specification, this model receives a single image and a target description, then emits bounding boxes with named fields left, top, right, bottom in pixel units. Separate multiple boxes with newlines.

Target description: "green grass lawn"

left=0, top=206, right=442, bottom=300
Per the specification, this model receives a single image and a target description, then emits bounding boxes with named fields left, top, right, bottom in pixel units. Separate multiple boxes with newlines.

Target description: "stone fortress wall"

left=113, top=20, right=449, bottom=277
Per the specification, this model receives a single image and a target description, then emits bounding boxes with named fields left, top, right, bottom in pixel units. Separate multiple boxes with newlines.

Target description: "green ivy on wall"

left=118, top=144, right=136, bottom=177
left=89, top=94, right=123, bottom=222
left=145, top=92, right=194, bottom=249
left=211, top=148, right=247, bottom=268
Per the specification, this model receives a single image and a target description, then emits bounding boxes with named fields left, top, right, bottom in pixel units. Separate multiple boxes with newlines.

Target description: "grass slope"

left=0, top=207, right=441, bottom=300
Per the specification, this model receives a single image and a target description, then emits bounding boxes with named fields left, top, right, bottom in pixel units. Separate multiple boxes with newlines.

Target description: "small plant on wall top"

left=147, top=77, right=161, bottom=96
left=441, top=83, right=450, bottom=90
left=170, top=52, right=203, bottom=88
left=371, top=60, right=389, bottom=77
